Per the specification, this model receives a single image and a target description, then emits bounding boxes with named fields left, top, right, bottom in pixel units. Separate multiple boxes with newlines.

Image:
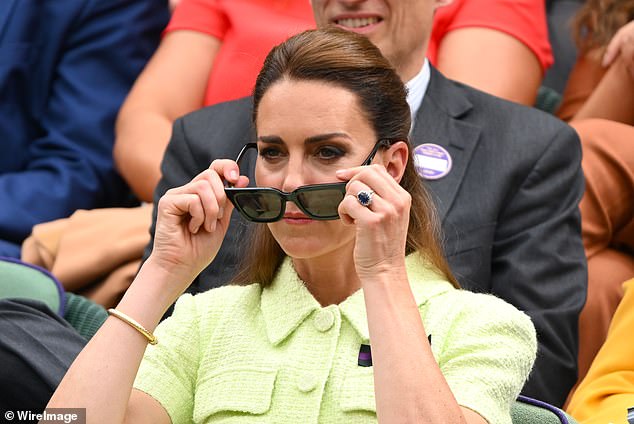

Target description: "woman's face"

left=255, top=78, right=378, bottom=260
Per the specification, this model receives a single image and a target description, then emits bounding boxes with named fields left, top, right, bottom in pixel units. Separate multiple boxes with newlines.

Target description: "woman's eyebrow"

left=257, top=135, right=284, bottom=144
left=257, top=133, right=353, bottom=145
left=304, top=133, right=352, bottom=144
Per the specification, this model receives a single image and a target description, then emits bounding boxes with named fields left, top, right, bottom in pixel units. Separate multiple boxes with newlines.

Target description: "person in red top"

left=167, top=0, right=315, bottom=106
left=430, top=0, right=553, bottom=106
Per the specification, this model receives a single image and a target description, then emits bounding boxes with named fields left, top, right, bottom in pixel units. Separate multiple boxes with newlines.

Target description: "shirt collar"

left=260, top=254, right=453, bottom=345
left=405, top=58, right=431, bottom=123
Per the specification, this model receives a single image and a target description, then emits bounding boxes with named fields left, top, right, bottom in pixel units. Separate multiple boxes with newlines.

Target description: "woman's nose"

left=281, top=158, right=306, bottom=192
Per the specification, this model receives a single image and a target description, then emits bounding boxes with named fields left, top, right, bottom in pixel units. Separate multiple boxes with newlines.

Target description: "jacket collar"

left=411, top=66, right=482, bottom=221
left=260, top=259, right=321, bottom=346
left=260, top=255, right=454, bottom=345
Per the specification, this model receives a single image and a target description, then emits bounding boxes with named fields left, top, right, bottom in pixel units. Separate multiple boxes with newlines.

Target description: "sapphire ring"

left=356, top=190, right=374, bottom=207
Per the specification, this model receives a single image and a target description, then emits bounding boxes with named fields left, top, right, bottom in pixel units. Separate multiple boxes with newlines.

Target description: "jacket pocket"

left=193, top=367, right=277, bottom=421
left=443, top=222, right=496, bottom=257
left=339, top=367, right=376, bottom=413
left=443, top=222, right=496, bottom=290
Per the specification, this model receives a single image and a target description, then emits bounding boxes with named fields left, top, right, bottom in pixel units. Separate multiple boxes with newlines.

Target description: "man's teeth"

left=335, top=17, right=380, bottom=28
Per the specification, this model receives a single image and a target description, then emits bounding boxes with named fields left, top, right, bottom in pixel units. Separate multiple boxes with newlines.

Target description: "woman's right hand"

left=148, top=159, right=249, bottom=292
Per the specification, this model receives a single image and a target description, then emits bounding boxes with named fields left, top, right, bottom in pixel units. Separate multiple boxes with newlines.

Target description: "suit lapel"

left=0, top=0, right=18, bottom=42
left=411, top=67, right=482, bottom=221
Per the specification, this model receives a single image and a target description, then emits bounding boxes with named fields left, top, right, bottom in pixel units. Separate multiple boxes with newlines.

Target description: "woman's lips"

left=283, top=213, right=313, bottom=224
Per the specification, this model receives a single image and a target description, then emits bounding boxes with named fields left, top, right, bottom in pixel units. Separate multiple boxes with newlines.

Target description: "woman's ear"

left=384, top=141, right=409, bottom=183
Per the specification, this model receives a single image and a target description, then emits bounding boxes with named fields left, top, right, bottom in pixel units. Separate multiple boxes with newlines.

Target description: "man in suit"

left=143, top=0, right=587, bottom=406
left=0, top=0, right=169, bottom=257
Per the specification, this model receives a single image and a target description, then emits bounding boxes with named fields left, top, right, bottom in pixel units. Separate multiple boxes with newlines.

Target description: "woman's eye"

left=316, top=146, right=345, bottom=160
left=259, top=148, right=284, bottom=160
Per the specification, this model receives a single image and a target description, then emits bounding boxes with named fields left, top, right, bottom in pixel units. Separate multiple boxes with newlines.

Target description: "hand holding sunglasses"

left=336, top=159, right=413, bottom=280
left=151, top=159, right=250, bottom=287
left=225, top=139, right=397, bottom=223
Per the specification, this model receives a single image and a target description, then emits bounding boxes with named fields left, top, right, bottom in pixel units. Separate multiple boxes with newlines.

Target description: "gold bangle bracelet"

left=107, top=308, right=158, bottom=345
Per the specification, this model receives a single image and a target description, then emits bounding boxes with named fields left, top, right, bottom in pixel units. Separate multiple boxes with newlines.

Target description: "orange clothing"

left=557, top=55, right=607, bottom=122
left=567, top=278, right=634, bottom=423
left=21, top=206, right=153, bottom=309
left=429, top=0, right=553, bottom=72
left=166, top=0, right=314, bottom=106
left=568, top=119, right=634, bottom=393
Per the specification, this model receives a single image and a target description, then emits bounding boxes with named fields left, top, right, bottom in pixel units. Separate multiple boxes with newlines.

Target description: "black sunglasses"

left=224, top=139, right=397, bottom=223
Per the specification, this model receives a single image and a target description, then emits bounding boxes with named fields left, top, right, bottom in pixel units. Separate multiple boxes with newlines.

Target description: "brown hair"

left=232, top=27, right=458, bottom=288
left=572, top=0, right=634, bottom=54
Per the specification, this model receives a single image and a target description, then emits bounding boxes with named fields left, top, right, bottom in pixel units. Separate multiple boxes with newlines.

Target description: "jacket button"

left=297, top=374, right=319, bottom=393
left=313, top=309, right=335, bottom=332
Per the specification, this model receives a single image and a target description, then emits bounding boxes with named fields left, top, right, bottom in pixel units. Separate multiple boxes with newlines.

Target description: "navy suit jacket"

left=0, top=0, right=169, bottom=256
left=146, top=67, right=587, bottom=407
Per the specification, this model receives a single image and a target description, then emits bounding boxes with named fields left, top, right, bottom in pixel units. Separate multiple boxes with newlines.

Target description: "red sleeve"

left=430, top=0, right=553, bottom=72
left=164, top=0, right=228, bottom=41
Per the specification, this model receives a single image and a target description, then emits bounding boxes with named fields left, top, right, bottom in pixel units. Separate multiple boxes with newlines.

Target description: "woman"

left=46, top=28, right=536, bottom=423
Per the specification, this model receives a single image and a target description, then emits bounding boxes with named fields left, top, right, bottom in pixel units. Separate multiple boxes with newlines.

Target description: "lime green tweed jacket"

left=134, top=255, right=537, bottom=423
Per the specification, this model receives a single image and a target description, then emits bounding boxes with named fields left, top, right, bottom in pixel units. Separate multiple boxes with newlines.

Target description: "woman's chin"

left=275, top=238, right=326, bottom=259
left=269, top=221, right=354, bottom=260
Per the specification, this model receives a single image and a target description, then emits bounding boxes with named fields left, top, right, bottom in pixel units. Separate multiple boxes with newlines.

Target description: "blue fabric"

left=0, top=239, right=20, bottom=259
left=0, top=0, right=169, bottom=257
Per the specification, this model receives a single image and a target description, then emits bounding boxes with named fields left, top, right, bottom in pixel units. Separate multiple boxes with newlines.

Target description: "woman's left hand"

left=602, top=20, right=634, bottom=78
left=336, top=164, right=411, bottom=279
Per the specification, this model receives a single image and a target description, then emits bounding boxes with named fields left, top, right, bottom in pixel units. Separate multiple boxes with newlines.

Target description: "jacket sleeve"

left=492, top=124, right=587, bottom=407
left=0, top=0, right=168, bottom=256
left=134, top=294, right=200, bottom=423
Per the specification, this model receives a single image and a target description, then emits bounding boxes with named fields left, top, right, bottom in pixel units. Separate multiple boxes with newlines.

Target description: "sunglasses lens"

left=233, top=192, right=283, bottom=221
left=297, top=187, right=345, bottom=218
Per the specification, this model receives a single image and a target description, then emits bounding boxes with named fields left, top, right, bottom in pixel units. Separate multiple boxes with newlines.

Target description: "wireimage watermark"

left=3, top=408, right=85, bottom=423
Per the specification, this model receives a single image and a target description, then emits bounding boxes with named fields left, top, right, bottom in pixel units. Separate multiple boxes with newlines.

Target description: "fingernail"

left=336, top=169, right=346, bottom=177
left=230, top=170, right=238, bottom=180
left=218, top=207, right=224, bottom=220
